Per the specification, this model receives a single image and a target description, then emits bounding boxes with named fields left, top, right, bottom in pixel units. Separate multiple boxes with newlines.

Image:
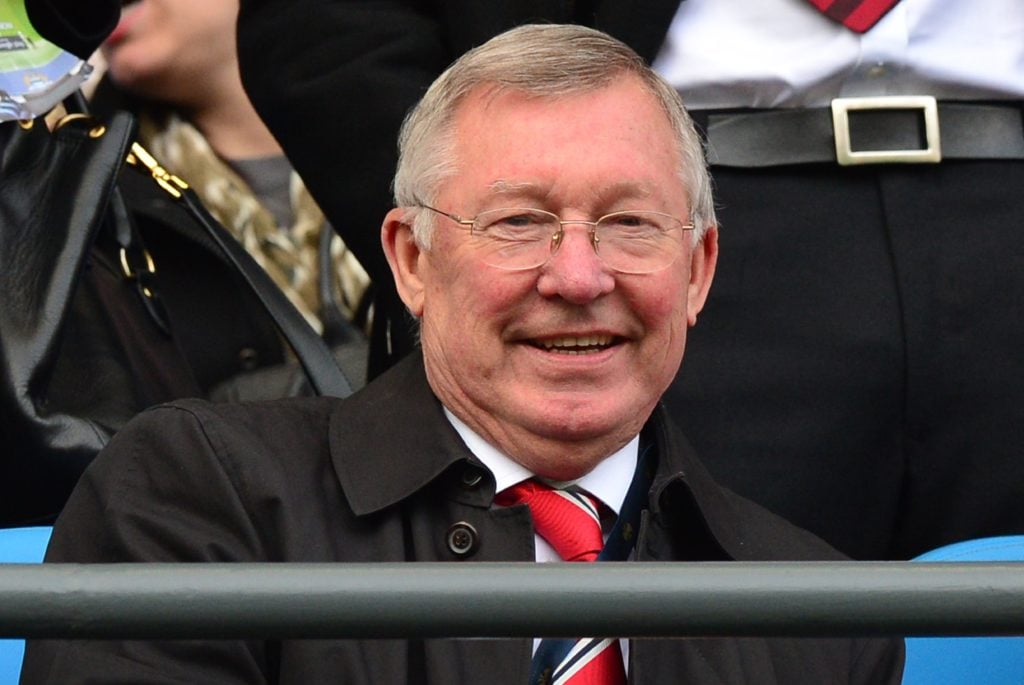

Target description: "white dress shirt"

left=444, top=408, right=637, bottom=665
left=653, top=0, right=1024, bottom=108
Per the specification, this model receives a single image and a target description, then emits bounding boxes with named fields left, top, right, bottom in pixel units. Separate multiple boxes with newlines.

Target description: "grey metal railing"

left=3, top=561, right=1024, bottom=639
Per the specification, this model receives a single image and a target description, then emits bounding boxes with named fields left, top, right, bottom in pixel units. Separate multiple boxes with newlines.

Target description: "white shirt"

left=444, top=408, right=638, bottom=665
left=653, top=0, right=1024, bottom=108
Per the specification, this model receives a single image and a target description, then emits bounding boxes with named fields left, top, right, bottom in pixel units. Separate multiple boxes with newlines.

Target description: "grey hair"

left=392, top=23, right=716, bottom=248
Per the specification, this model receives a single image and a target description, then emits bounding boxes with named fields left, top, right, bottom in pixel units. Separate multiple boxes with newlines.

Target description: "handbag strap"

left=125, top=143, right=355, bottom=399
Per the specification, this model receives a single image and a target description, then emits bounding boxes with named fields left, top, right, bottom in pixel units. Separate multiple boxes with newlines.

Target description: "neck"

left=451, top=403, right=642, bottom=482
left=183, top=69, right=282, bottom=161
left=189, top=102, right=282, bottom=161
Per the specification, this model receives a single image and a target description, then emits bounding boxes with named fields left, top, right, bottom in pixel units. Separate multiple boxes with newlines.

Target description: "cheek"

left=637, top=273, right=689, bottom=330
left=631, top=274, right=692, bottom=372
left=421, top=258, right=529, bottom=347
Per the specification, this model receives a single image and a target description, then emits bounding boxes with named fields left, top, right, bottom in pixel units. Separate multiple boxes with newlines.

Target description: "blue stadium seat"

left=0, top=526, right=52, bottom=685
left=903, top=535, right=1024, bottom=685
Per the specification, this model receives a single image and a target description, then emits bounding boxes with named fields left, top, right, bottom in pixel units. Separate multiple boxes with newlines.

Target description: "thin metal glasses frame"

left=416, top=203, right=694, bottom=274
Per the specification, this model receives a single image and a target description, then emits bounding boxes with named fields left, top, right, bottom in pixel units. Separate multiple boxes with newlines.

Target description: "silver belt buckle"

left=830, top=95, right=942, bottom=166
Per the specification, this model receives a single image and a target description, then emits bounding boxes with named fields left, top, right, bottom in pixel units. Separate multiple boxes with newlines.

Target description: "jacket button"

left=460, top=466, right=484, bottom=489
left=446, top=522, right=479, bottom=557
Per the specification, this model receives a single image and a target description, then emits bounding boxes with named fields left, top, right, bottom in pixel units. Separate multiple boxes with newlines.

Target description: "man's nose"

left=535, top=225, right=616, bottom=303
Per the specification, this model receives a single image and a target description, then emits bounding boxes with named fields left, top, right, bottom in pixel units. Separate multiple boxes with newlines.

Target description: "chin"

left=494, top=406, right=643, bottom=480
left=530, top=459, right=599, bottom=482
left=536, top=397, right=644, bottom=436
left=105, top=60, right=146, bottom=91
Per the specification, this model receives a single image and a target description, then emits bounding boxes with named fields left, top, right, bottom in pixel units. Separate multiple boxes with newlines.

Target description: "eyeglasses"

left=417, top=204, right=694, bottom=274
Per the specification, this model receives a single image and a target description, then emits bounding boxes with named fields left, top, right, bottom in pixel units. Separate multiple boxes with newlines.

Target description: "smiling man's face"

left=383, top=74, right=717, bottom=479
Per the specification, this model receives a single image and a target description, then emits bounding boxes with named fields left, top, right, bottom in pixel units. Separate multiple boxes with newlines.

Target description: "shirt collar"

left=443, top=407, right=638, bottom=516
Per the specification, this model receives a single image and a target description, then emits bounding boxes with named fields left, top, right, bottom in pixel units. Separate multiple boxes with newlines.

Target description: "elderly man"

left=23, top=24, right=903, bottom=684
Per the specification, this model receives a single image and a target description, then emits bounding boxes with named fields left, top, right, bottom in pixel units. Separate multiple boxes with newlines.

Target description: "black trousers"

left=664, top=157, right=1024, bottom=560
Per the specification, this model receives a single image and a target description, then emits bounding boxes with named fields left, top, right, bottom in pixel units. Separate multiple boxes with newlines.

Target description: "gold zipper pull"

left=127, top=142, right=190, bottom=198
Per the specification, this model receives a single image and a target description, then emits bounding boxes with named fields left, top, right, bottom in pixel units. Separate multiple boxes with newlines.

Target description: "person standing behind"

left=96, top=0, right=371, bottom=345
left=651, top=0, right=1024, bottom=560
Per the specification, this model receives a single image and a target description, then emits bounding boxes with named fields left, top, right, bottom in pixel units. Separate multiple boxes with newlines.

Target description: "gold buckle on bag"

left=831, top=96, right=941, bottom=166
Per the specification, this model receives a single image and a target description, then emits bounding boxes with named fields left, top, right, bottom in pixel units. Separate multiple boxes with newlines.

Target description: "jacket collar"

left=643, top=403, right=756, bottom=561
left=329, top=351, right=761, bottom=562
left=328, top=353, right=482, bottom=516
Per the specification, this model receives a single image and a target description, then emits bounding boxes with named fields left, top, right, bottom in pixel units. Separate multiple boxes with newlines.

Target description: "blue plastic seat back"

left=0, top=526, right=52, bottom=685
left=903, top=535, right=1024, bottom=685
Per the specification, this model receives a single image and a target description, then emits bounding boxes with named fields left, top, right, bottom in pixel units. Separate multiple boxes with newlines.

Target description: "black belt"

left=696, top=96, right=1024, bottom=167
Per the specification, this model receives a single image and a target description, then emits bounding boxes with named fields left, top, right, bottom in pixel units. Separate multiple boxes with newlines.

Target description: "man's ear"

left=686, top=225, right=719, bottom=327
left=381, top=208, right=426, bottom=317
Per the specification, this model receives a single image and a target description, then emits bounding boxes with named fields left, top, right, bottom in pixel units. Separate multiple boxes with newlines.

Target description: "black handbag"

left=0, top=103, right=353, bottom=525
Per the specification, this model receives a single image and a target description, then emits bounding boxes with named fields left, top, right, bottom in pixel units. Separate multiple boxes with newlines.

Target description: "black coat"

left=23, top=353, right=903, bottom=684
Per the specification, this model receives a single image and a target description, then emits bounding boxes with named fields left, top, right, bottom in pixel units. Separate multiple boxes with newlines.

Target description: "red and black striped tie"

left=804, top=0, right=901, bottom=33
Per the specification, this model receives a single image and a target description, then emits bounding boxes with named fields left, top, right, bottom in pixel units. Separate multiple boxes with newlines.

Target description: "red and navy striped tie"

left=804, top=0, right=901, bottom=33
left=497, top=480, right=627, bottom=685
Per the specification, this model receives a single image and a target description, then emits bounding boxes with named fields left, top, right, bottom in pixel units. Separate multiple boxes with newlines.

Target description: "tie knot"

left=497, top=479, right=604, bottom=562
left=804, top=0, right=901, bottom=33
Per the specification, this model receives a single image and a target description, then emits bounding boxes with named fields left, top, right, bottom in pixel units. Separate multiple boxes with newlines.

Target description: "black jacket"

left=23, top=353, right=903, bottom=683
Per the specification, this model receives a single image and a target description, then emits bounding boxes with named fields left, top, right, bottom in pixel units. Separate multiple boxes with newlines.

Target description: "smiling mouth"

left=532, top=334, right=618, bottom=355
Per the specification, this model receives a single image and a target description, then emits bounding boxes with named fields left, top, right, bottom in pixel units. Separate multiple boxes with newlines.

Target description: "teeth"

left=540, top=335, right=613, bottom=353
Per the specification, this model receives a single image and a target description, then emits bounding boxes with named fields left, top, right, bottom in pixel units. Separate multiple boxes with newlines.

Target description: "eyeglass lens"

left=470, top=208, right=690, bottom=274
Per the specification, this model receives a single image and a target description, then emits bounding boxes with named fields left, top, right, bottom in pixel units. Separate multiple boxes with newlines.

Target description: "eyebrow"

left=487, top=180, right=544, bottom=197
left=485, top=180, right=656, bottom=202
